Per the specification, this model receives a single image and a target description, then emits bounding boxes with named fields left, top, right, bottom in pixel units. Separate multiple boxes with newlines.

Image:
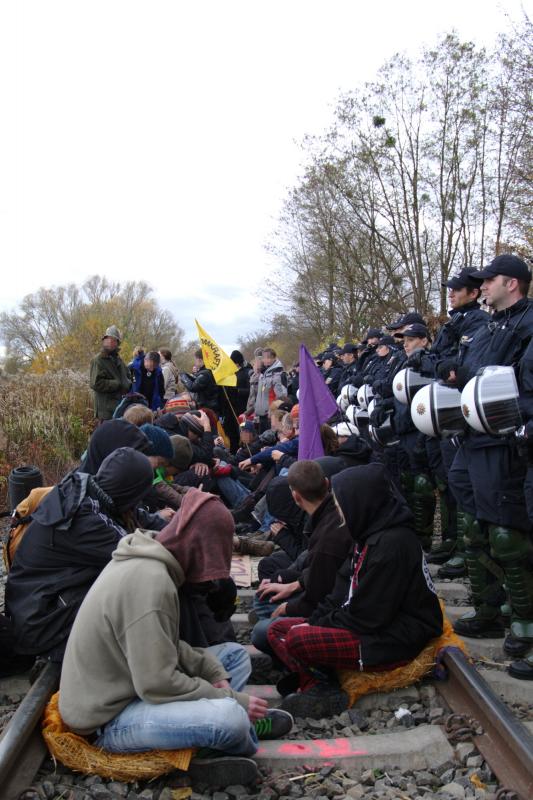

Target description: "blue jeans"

left=95, top=642, right=258, bottom=755
left=217, top=475, right=251, bottom=508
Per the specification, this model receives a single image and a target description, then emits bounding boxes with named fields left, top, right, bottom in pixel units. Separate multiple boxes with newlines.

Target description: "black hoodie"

left=79, top=419, right=150, bottom=474
left=310, top=464, right=443, bottom=668
left=6, top=448, right=153, bottom=659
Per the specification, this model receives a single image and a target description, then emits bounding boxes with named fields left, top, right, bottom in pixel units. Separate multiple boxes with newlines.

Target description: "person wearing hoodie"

left=58, top=488, right=293, bottom=785
left=253, top=348, right=287, bottom=433
left=268, top=463, right=443, bottom=719
left=5, top=448, right=154, bottom=662
left=250, top=461, right=352, bottom=658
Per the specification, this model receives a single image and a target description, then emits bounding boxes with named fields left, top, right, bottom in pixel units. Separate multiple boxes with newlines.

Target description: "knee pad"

left=489, top=526, right=530, bottom=563
left=464, top=518, right=487, bottom=550
left=414, top=473, right=435, bottom=497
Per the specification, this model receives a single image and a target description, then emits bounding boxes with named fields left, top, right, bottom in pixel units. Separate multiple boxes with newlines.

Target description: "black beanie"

left=230, top=350, right=245, bottom=366
left=95, top=447, right=153, bottom=511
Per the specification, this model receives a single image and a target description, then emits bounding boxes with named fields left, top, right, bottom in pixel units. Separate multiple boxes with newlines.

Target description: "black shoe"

left=453, top=614, right=505, bottom=639
left=503, top=633, right=530, bottom=658
left=508, top=658, right=533, bottom=680
left=188, top=755, right=259, bottom=786
left=276, top=672, right=300, bottom=698
left=426, top=541, right=456, bottom=564
left=280, top=683, right=349, bottom=720
left=438, top=558, right=466, bottom=579
left=254, top=709, right=294, bottom=740
left=235, top=521, right=260, bottom=534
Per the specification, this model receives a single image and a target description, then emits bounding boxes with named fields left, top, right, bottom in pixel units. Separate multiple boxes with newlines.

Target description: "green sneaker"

left=254, top=709, right=294, bottom=740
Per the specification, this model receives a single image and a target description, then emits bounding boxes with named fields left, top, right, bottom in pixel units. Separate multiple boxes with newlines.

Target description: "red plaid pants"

left=267, top=617, right=362, bottom=689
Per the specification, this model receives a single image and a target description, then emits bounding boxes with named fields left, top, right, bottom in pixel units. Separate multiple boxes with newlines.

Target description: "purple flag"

left=298, top=344, right=338, bottom=460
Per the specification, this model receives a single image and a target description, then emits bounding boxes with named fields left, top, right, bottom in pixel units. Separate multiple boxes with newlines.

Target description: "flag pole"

left=222, top=386, right=252, bottom=458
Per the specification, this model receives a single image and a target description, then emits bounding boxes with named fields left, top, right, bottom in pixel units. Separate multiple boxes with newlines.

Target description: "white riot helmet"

left=367, top=398, right=399, bottom=447
left=411, top=383, right=466, bottom=438
left=345, top=404, right=359, bottom=429
left=461, top=365, right=522, bottom=436
left=332, top=422, right=358, bottom=437
left=357, top=383, right=374, bottom=410
left=341, top=384, right=357, bottom=405
left=393, top=368, right=433, bottom=405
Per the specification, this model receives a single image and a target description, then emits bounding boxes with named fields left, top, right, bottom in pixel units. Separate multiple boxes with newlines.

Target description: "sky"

left=0, top=0, right=531, bottom=352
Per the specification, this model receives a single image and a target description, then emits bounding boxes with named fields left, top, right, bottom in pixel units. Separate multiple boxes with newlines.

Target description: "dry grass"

left=0, top=371, right=95, bottom=507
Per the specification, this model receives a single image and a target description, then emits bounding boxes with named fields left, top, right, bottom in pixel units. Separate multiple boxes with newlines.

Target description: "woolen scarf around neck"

left=156, top=488, right=234, bottom=583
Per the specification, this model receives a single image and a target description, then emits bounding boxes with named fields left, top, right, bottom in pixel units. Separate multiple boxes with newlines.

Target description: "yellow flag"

left=195, top=320, right=238, bottom=387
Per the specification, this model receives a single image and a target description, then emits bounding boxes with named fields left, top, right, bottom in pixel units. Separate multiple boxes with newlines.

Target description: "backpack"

left=2, top=486, right=53, bottom=572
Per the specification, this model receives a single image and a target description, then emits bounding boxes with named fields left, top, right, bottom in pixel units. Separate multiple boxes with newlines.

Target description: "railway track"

left=1, top=577, right=532, bottom=800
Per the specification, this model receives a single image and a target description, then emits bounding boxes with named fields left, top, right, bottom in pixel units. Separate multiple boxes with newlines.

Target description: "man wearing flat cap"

left=90, top=326, right=132, bottom=421
left=439, top=254, right=533, bottom=679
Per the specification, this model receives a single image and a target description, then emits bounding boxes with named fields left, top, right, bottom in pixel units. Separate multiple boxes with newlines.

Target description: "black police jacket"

left=455, top=298, right=533, bottom=389
left=417, top=301, right=487, bottom=378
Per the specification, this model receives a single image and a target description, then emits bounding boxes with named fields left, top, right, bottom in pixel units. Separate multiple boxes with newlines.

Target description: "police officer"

left=338, top=343, right=360, bottom=389
left=441, top=255, right=533, bottom=679
left=406, top=268, right=487, bottom=575
left=371, top=323, right=435, bottom=548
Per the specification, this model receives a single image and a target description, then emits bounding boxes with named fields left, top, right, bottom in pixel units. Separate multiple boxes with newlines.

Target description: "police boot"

left=426, top=484, right=456, bottom=564
left=438, top=510, right=469, bottom=578
left=453, top=519, right=505, bottom=639
left=488, top=525, right=533, bottom=679
left=412, top=474, right=436, bottom=551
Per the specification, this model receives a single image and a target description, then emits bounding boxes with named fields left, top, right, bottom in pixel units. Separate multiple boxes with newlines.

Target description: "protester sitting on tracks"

left=79, top=419, right=174, bottom=530
left=267, top=463, right=444, bottom=719
left=122, top=403, right=154, bottom=426
left=250, top=461, right=353, bottom=658
left=5, top=448, right=154, bottom=663
left=58, top=488, right=294, bottom=785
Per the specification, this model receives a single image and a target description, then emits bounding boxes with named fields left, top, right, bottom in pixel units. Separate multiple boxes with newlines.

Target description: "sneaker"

left=188, top=755, right=258, bottom=786
left=453, top=612, right=505, bottom=639
left=254, top=709, right=294, bottom=740
left=280, top=683, right=350, bottom=719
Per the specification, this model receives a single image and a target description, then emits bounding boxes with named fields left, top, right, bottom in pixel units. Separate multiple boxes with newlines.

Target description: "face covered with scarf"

left=156, top=488, right=234, bottom=583
left=331, top=463, right=413, bottom=543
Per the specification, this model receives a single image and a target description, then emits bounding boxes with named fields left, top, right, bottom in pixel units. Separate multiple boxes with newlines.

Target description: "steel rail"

left=440, top=648, right=533, bottom=800
left=0, top=662, right=60, bottom=800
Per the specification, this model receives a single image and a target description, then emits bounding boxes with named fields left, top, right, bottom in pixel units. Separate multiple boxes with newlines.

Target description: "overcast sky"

left=0, top=0, right=530, bottom=351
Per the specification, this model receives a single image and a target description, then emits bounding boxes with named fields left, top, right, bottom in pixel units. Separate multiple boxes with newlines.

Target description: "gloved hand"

left=436, top=359, right=457, bottom=382
left=370, top=400, right=393, bottom=427
left=406, top=350, right=423, bottom=371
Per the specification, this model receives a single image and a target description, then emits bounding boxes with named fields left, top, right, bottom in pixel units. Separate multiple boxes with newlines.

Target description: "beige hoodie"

left=59, top=530, right=249, bottom=735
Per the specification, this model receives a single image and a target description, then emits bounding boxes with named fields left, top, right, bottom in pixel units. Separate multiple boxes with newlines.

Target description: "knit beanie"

left=180, top=412, right=204, bottom=438
left=155, top=413, right=181, bottom=434
left=139, top=424, right=174, bottom=460
left=170, top=435, right=193, bottom=470
left=230, top=350, right=245, bottom=366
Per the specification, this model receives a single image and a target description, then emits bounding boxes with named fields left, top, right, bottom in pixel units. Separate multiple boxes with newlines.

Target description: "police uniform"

left=445, top=256, right=533, bottom=680
left=410, top=269, right=487, bottom=575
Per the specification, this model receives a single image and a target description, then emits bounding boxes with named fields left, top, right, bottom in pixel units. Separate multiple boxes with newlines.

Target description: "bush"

left=0, top=371, right=94, bottom=507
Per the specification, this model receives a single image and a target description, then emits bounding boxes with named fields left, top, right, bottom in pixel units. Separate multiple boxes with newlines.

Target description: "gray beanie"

left=169, top=435, right=193, bottom=470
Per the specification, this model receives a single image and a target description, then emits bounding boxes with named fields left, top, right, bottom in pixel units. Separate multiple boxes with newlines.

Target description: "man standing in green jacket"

left=89, top=326, right=131, bottom=421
